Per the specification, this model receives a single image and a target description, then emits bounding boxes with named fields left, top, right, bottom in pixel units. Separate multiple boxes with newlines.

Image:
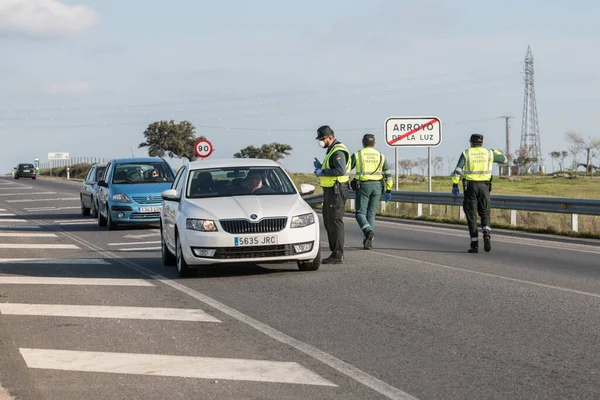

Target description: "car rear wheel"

left=90, top=197, right=98, bottom=218
left=80, top=195, right=90, bottom=216
left=297, top=251, right=321, bottom=271
left=161, top=226, right=176, bottom=266
left=176, top=234, right=194, bottom=278
left=97, top=204, right=107, bottom=227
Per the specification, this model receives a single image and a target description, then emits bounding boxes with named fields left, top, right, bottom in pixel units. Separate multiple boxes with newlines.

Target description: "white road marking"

left=18, top=349, right=336, bottom=386
left=0, top=187, right=33, bottom=190
left=123, top=232, right=160, bottom=239
left=25, top=206, right=80, bottom=211
left=6, top=198, right=79, bottom=203
left=0, top=219, right=29, bottom=223
left=0, top=192, right=55, bottom=197
left=0, top=277, right=153, bottom=286
left=0, top=214, right=16, bottom=216
left=0, top=304, right=221, bottom=322
left=0, top=258, right=110, bottom=264
left=57, top=221, right=96, bottom=225
left=108, top=241, right=160, bottom=246
left=0, top=225, right=41, bottom=230
left=0, top=233, right=57, bottom=237
left=0, top=244, right=79, bottom=249
left=53, top=219, right=94, bottom=223
left=0, top=383, right=13, bottom=400
left=111, top=247, right=160, bottom=251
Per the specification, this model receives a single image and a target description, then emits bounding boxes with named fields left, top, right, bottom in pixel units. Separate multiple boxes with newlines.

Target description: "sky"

left=1, top=0, right=599, bottom=176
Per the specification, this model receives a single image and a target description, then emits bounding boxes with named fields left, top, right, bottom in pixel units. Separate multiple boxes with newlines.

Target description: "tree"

left=432, top=156, right=444, bottom=176
left=565, top=131, right=600, bottom=174
left=233, top=142, right=292, bottom=162
left=513, top=146, right=538, bottom=175
left=549, top=151, right=561, bottom=173
left=559, top=151, right=568, bottom=172
left=398, top=159, right=413, bottom=175
left=139, top=120, right=203, bottom=161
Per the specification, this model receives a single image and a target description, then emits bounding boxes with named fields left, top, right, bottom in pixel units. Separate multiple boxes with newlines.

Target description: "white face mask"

left=318, top=140, right=326, bottom=148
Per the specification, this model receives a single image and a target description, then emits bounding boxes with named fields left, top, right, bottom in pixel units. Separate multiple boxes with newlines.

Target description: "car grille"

left=129, top=212, right=160, bottom=220
left=131, top=195, right=162, bottom=204
left=213, top=244, right=296, bottom=259
left=219, top=217, right=288, bottom=234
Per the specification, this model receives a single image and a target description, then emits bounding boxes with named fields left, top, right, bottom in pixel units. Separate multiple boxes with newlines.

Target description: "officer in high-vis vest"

left=350, top=134, right=393, bottom=250
left=451, top=133, right=507, bottom=253
left=313, top=125, right=350, bottom=264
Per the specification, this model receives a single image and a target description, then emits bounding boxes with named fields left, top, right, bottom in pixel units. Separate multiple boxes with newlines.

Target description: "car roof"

left=110, top=157, right=166, bottom=163
left=186, top=158, right=281, bottom=170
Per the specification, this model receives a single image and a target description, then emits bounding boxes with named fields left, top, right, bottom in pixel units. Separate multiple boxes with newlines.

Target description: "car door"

left=163, top=166, right=187, bottom=251
left=97, top=161, right=112, bottom=218
left=81, top=166, right=96, bottom=208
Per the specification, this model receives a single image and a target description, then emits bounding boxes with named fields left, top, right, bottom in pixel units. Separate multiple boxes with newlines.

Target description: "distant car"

left=159, top=158, right=320, bottom=277
left=96, top=157, right=176, bottom=230
left=80, top=163, right=106, bottom=217
left=14, top=163, right=37, bottom=179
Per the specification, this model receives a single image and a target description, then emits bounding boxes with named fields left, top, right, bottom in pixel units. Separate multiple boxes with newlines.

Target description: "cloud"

left=0, top=0, right=100, bottom=38
left=44, top=80, right=93, bottom=96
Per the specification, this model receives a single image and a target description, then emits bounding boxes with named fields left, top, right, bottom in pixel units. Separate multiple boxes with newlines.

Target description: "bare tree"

left=432, top=156, right=444, bottom=176
left=398, top=159, right=413, bottom=175
left=513, top=146, right=538, bottom=175
left=565, top=131, right=600, bottom=174
left=549, top=151, right=561, bottom=173
left=446, top=156, right=456, bottom=175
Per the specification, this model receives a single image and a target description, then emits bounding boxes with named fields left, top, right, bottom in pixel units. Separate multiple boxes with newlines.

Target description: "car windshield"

left=186, top=166, right=297, bottom=198
left=20, top=164, right=34, bottom=169
left=112, top=162, right=174, bottom=184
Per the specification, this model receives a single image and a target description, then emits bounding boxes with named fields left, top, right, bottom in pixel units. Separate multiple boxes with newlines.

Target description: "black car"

left=14, top=163, right=37, bottom=179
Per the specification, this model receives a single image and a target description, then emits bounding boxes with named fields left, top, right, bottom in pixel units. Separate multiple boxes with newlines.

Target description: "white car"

left=159, top=158, right=321, bottom=277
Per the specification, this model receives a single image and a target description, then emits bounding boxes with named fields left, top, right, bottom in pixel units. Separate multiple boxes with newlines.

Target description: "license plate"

left=234, top=235, right=278, bottom=246
left=23, top=170, right=30, bottom=172
left=140, top=206, right=161, bottom=213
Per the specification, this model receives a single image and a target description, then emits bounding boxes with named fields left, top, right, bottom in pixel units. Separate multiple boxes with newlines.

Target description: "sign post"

left=385, top=117, right=442, bottom=214
left=194, top=139, right=214, bottom=160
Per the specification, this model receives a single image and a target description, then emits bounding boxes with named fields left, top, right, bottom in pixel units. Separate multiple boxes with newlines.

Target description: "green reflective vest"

left=354, top=147, right=384, bottom=181
left=320, top=143, right=351, bottom=187
left=463, top=147, right=494, bottom=181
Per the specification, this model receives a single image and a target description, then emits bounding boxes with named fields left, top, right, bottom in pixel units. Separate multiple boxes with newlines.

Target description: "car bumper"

left=16, top=172, right=36, bottom=178
left=109, top=202, right=162, bottom=223
left=179, top=224, right=320, bottom=266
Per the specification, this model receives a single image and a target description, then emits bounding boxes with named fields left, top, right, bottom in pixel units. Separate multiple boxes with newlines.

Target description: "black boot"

left=322, top=254, right=344, bottom=264
left=363, top=230, right=375, bottom=250
left=483, top=231, right=491, bottom=252
left=468, top=241, right=478, bottom=253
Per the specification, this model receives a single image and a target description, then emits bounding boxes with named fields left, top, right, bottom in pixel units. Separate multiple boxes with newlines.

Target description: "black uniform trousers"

left=322, top=182, right=348, bottom=259
left=462, top=180, right=491, bottom=240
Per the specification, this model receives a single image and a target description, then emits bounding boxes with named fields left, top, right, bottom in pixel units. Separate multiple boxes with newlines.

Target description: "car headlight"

left=186, top=218, right=218, bottom=232
left=290, top=213, right=315, bottom=228
left=111, top=193, right=132, bottom=202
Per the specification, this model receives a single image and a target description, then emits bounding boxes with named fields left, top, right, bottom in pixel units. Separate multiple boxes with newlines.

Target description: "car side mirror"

left=97, top=180, right=107, bottom=187
left=300, top=183, right=315, bottom=196
left=161, top=189, right=180, bottom=202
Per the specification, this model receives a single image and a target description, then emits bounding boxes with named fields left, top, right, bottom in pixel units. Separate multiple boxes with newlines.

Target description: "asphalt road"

left=0, top=175, right=599, bottom=400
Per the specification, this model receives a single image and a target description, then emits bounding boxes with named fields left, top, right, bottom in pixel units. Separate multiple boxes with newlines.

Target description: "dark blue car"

left=96, top=157, right=176, bottom=230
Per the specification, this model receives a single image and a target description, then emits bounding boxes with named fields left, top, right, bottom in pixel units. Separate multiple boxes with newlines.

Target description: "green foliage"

left=233, top=142, right=292, bottom=161
left=139, top=120, right=204, bottom=161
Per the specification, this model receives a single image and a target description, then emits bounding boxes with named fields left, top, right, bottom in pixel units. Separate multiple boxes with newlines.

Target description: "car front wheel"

left=176, top=234, right=194, bottom=278
left=297, top=251, right=321, bottom=271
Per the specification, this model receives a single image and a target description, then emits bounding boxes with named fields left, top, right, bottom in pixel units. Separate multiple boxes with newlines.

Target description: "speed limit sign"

left=194, top=139, right=213, bottom=159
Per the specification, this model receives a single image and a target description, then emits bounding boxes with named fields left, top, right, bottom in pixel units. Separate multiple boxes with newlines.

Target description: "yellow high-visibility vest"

left=354, top=147, right=384, bottom=181
left=463, top=147, right=494, bottom=181
left=320, top=142, right=351, bottom=187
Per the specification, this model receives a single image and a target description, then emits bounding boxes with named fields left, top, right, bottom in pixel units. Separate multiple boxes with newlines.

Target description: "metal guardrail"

left=303, top=191, right=600, bottom=232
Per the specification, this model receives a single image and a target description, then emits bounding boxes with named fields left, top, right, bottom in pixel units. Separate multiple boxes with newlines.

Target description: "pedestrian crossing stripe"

left=0, top=277, right=153, bottom=286
left=18, top=348, right=337, bottom=386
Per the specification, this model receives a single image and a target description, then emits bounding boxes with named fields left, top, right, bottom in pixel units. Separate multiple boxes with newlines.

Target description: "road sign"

left=194, top=139, right=213, bottom=159
left=385, top=117, right=442, bottom=147
left=48, top=152, right=70, bottom=160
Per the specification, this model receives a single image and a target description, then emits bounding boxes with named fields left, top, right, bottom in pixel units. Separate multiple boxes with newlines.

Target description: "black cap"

left=362, top=133, right=375, bottom=145
left=470, top=133, right=484, bottom=143
left=316, top=125, right=334, bottom=140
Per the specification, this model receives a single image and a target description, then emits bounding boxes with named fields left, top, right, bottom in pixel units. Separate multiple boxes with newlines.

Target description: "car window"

left=85, top=166, right=95, bottom=182
left=173, top=167, right=187, bottom=195
left=20, top=164, right=35, bottom=169
left=112, top=162, right=174, bottom=184
left=186, top=166, right=296, bottom=198
left=95, top=166, right=106, bottom=182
